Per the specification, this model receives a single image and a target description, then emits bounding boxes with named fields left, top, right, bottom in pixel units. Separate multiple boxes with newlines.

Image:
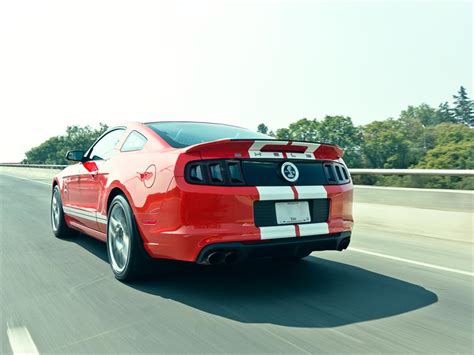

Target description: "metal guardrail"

left=0, top=163, right=68, bottom=169
left=349, top=168, right=474, bottom=177
left=1, top=163, right=473, bottom=176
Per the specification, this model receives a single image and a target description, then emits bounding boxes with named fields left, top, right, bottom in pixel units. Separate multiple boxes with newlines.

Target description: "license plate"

left=275, top=201, right=311, bottom=225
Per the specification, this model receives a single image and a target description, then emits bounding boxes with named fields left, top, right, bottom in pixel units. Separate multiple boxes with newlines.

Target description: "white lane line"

left=350, top=247, right=474, bottom=277
left=1, top=173, right=51, bottom=186
left=6, top=324, right=39, bottom=355
left=261, top=328, right=311, bottom=354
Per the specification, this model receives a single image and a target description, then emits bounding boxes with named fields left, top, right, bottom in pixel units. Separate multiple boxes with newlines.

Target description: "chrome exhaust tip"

left=223, top=251, right=238, bottom=265
left=206, top=251, right=225, bottom=265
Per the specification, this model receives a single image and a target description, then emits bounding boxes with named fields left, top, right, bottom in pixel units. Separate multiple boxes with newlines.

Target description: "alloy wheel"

left=108, top=204, right=131, bottom=273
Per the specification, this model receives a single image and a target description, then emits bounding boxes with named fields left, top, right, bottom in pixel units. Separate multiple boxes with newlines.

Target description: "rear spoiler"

left=185, top=139, right=344, bottom=160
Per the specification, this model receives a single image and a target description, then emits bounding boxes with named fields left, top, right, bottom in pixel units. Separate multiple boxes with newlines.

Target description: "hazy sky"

left=0, top=0, right=472, bottom=162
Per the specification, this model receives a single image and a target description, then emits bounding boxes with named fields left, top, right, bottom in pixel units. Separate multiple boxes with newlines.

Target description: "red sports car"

left=51, top=122, right=353, bottom=281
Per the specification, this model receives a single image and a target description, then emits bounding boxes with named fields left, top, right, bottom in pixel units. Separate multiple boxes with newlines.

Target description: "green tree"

left=431, top=122, right=473, bottom=146
left=452, top=86, right=474, bottom=126
left=289, top=118, right=320, bottom=141
left=275, top=128, right=291, bottom=140
left=414, top=128, right=474, bottom=190
left=24, top=123, right=108, bottom=164
left=23, top=136, right=66, bottom=165
left=400, top=104, right=439, bottom=126
left=437, top=101, right=455, bottom=124
left=360, top=119, right=422, bottom=169
left=317, top=116, right=363, bottom=167
left=372, top=123, right=473, bottom=189
left=274, top=116, right=362, bottom=166
left=417, top=141, right=473, bottom=170
left=275, top=118, right=320, bottom=141
left=257, top=123, right=269, bottom=134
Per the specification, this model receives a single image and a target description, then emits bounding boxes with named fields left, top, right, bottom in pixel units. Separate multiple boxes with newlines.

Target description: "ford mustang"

left=51, top=121, right=353, bottom=281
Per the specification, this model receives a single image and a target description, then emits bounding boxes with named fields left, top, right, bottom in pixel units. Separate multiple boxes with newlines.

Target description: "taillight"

left=228, top=162, right=244, bottom=183
left=188, top=164, right=204, bottom=183
left=185, top=160, right=246, bottom=185
left=186, top=160, right=350, bottom=185
left=324, top=163, right=337, bottom=183
left=323, top=162, right=351, bottom=184
left=209, top=163, right=224, bottom=183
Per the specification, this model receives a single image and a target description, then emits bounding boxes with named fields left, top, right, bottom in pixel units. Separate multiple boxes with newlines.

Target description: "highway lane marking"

left=350, top=247, right=474, bottom=277
left=1, top=173, right=51, bottom=186
left=6, top=324, right=39, bottom=355
left=328, top=328, right=364, bottom=344
left=261, top=328, right=311, bottom=354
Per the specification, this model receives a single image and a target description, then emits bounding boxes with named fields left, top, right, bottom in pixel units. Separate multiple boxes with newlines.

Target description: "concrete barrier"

left=354, top=186, right=473, bottom=243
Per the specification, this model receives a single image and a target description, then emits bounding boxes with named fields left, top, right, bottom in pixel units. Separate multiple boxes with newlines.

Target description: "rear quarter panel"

left=97, top=148, right=178, bottom=234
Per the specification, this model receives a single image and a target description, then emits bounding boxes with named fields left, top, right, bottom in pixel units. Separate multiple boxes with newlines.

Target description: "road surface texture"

left=1, top=168, right=473, bottom=354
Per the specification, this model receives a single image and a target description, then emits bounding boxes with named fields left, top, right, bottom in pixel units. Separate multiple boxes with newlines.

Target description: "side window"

left=121, top=131, right=147, bottom=152
left=88, top=129, right=125, bottom=161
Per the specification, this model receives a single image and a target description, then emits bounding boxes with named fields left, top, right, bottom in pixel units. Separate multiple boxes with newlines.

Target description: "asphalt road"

left=0, top=171, right=473, bottom=354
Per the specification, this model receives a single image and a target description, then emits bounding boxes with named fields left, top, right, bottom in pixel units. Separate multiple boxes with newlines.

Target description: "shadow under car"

left=68, top=233, right=438, bottom=328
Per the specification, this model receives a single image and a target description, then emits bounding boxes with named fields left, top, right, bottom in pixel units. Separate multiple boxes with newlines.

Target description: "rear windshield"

left=146, top=122, right=273, bottom=148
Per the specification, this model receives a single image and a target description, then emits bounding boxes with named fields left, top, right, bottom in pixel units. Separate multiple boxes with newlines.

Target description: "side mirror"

left=66, top=150, right=85, bottom=162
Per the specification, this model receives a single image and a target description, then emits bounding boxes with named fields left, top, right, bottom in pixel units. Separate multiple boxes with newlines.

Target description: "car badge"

left=281, top=162, right=299, bottom=183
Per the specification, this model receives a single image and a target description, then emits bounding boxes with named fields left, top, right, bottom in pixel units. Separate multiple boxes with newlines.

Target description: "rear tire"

left=51, top=185, right=77, bottom=239
left=107, top=195, right=150, bottom=282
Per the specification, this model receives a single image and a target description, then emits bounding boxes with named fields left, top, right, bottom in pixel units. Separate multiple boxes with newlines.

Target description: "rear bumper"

left=139, top=178, right=353, bottom=262
left=196, top=231, right=351, bottom=265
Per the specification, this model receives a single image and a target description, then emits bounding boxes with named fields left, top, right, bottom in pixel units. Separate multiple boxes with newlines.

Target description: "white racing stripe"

left=285, top=152, right=315, bottom=160
left=63, top=206, right=107, bottom=224
left=256, top=185, right=331, bottom=239
left=248, top=141, right=287, bottom=159
left=247, top=141, right=320, bottom=159
left=260, top=225, right=296, bottom=240
left=301, top=143, right=320, bottom=153
left=63, top=208, right=97, bottom=223
left=63, top=206, right=96, bottom=217
left=350, top=247, right=474, bottom=277
left=298, top=222, right=329, bottom=237
left=249, top=151, right=284, bottom=159
left=256, top=186, right=294, bottom=201
left=97, top=214, right=108, bottom=223
left=257, top=185, right=328, bottom=201
left=7, top=324, right=39, bottom=355
left=295, top=185, right=327, bottom=199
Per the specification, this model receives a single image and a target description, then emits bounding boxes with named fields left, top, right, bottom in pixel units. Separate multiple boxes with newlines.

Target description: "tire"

left=107, top=194, right=150, bottom=282
left=51, top=185, right=77, bottom=239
